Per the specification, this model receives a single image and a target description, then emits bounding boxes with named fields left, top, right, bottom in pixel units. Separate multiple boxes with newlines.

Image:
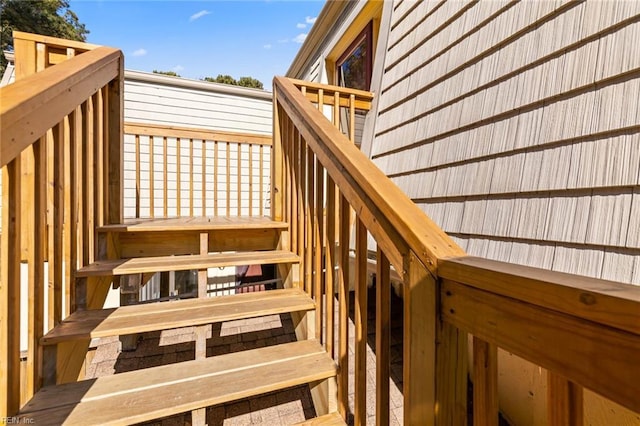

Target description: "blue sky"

left=69, top=0, right=325, bottom=89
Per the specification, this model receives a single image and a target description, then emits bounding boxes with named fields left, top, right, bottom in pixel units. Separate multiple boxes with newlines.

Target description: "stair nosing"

left=76, top=249, right=299, bottom=277
left=20, top=339, right=336, bottom=426
left=41, top=288, right=314, bottom=345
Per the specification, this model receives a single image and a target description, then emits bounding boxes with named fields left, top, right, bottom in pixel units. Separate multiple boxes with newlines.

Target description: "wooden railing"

left=288, top=78, right=373, bottom=146
left=123, top=123, right=271, bottom=218
left=273, top=76, right=640, bottom=424
left=0, top=33, right=123, bottom=415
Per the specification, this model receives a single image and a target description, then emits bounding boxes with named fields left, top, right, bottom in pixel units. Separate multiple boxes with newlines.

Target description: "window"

left=336, top=22, right=373, bottom=91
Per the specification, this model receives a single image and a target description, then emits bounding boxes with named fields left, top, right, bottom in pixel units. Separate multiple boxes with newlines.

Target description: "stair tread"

left=294, top=412, right=346, bottom=425
left=97, top=216, right=288, bottom=232
left=42, top=288, right=314, bottom=345
left=77, top=249, right=299, bottom=277
left=20, top=340, right=336, bottom=426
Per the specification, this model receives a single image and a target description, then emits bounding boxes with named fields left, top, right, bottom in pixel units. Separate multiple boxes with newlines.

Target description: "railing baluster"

left=296, top=131, right=305, bottom=289
left=325, top=176, right=336, bottom=358
left=69, top=108, right=80, bottom=312
left=189, top=138, right=194, bottom=217
left=237, top=142, right=242, bottom=216
left=306, top=146, right=314, bottom=300
left=213, top=141, right=218, bottom=216
left=259, top=144, right=264, bottom=216
left=135, top=134, right=140, bottom=218
left=548, top=372, right=583, bottom=426
left=63, top=114, right=72, bottom=318
left=93, top=92, right=104, bottom=228
left=376, top=247, right=390, bottom=426
left=1, top=158, right=22, bottom=417
left=288, top=127, right=297, bottom=258
left=149, top=135, right=154, bottom=218
left=202, top=139, right=206, bottom=216
left=52, top=122, right=65, bottom=325
left=164, top=137, right=168, bottom=217
left=333, top=92, right=340, bottom=129
left=226, top=142, right=230, bottom=217
left=26, top=137, right=46, bottom=401
left=314, top=157, right=324, bottom=345
left=349, top=94, right=356, bottom=143
left=176, top=137, right=181, bottom=217
left=355, top=218, right=368, bottom=426
left=249, top=143, right=253, bottom=216
left=337, top=193, right=350, bottom=418
left=473, top=337, right=498, bottom=426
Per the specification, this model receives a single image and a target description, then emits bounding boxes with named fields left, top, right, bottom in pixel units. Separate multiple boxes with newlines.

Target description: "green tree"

left=237, top=76, right=263, bottom=90
left=0, top=0, right=89, bottom=75
left=202, top=74, right=264, bottom=90
left=153, top=70, right=181, bottom=77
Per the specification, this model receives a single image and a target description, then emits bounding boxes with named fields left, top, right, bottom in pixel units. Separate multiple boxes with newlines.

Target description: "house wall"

left=367, top=1, right=640, bottom=424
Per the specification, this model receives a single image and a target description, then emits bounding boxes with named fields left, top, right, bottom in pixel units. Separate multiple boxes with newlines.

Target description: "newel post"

left=403, top=251, right=468, bottom=425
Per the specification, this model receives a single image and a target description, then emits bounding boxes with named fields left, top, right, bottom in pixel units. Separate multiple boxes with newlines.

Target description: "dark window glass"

left=336, top=22, right=373, bottom=91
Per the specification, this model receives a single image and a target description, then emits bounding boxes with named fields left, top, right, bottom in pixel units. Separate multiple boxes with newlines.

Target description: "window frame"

left=335, top=21, right=374, bottom=91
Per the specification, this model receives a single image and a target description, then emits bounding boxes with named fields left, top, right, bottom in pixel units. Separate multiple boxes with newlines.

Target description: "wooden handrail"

left=274, top=76, right=464, bottom=276
left=124, top=122, right=272, bottom=146
left=1, top=47, right=121, bottom=167
left=439, top=256, right=640, bottom=335
left=13, top=31, right=100, bottom=52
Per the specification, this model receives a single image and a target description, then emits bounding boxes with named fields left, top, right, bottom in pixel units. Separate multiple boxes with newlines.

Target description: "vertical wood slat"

left=52, top=122, right=65, bottom=326
left=164, top=137, right=168, bottom=217
left=249, top=143, right=254, bottom=216
left=202, top=140, right=206, bottom=216
left=68, top=109, right=81, bottom=312
left=93, top=92, right=104, bottom=228
left=337, top=194, right=350, bottom=418
left=354, top=218, right=368, bottom=426
left=296, top=133, right=305, bottom=291
left=288, top=125, right=297, bottom=264
left=259, top=144, right=264, bottom=216
left=376, top=247, right=391, bottom=426
left=237, top=142, right=242, bottom=216
left=190, top=139, right=194, bottom=217
left=26, top=138, right=46, bottom=401
left=63, top=114, right=72, bottom=317
left=135, top=135, right=140, bottom=218
left=473, top=337, right=498, bottom=426
left=548, top=372, right=584, bottom=426
left=349, top=94, right=356, bottom=143
left=149, top=135, right=154, bottom=218
left=282, top=117, right=289, bottom=225
left=176, top=138, right=181, bottom=216
left=333, top=92, right=340, bottom=128
left=213, top=141, right=218, bottom=216
left=325, top=176, right=336, bottom=358
left=82, top=100, right=95, bottom=266
left=226, top=142, right=231, bottom=217
left=305, top=146, right=314, bottom=298
left=314, top=157, right=324, bottom=344
left=1, top=159, right=22, bottom=417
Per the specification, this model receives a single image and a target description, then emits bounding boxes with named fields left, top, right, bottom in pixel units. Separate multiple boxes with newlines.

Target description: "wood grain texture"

left=77, top=249, right=299, bottom=277
left=547, top=372, right=583, bottom=426
left=0, top=47, right=120, bottom=167
left=20, top=340, right=336, bottom=426
left=441, top=280, right=640, bottom=413
left=473, top=337, right=498, bottom=426
left=439, top=256, right=640, bottom=335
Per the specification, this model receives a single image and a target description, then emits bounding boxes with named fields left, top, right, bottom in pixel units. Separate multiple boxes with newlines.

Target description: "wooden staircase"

left=18, top=217, right=344, bottom=425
